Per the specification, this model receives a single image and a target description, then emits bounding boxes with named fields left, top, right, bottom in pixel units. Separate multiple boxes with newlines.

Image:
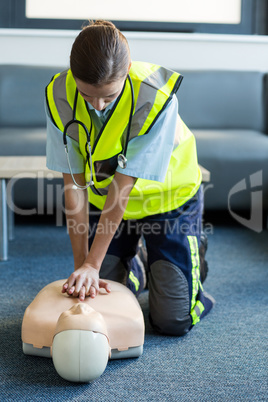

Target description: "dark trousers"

left=88, top=187, right=213, bottom=336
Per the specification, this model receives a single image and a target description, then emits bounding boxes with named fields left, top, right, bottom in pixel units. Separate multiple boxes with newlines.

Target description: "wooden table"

left=0, top=156, right=210, bottom=261
left=0, top=156, right=62, bottom=261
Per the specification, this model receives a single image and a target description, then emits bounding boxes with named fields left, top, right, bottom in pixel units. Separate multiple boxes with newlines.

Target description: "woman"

left=46, top=20, right=214, bottom=336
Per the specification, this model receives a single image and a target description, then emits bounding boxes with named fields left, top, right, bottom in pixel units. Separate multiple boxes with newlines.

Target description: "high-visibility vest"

left=46, top=61, right=201, bottom=219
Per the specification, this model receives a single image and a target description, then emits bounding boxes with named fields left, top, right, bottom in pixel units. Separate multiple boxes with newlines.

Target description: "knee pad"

left=148, top=260, right=191, bottom=336
left=99, top=254, right=127, bottom=284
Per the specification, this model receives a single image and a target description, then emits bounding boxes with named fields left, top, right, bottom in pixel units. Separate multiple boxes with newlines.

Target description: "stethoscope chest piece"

left=118, top=154, right=127, bottom=169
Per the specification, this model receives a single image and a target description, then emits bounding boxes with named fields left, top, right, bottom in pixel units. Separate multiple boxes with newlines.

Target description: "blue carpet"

left=0, top=216, right=267, bottom=401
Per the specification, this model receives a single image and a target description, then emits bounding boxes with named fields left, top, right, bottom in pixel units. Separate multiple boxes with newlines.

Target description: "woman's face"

left=75, top=77, right=126, bottom=111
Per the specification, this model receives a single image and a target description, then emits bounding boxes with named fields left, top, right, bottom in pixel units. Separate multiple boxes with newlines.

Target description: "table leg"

left=8, top=207, right=14, bottom=241
left=7, top=179, right=14, bottom=241
left=0, top=179, right=8, bottom=261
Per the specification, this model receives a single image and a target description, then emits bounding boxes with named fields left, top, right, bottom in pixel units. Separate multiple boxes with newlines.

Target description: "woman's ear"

left=127, top=61, right=132, bottom=74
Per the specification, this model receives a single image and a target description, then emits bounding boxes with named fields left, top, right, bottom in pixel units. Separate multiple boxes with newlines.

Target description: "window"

left=1, top=0, right=267, bottom=35
left=26, top=0, right=241, bottom=25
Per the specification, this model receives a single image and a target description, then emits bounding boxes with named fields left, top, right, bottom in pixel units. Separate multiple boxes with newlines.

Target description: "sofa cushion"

left=177, top=71, right=268, bottom=133
left=193, top=129, right=268, bottom=209
left=195, top=129, right=268, bottom=161
left=0, top=65, right=64, bottom=128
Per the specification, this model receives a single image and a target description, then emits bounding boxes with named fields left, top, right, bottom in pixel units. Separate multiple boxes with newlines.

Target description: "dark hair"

left=70, top=20, right=131, bottom=85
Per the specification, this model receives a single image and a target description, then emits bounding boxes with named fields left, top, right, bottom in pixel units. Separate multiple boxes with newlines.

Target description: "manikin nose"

left=72, top=303, right=94, bottom=315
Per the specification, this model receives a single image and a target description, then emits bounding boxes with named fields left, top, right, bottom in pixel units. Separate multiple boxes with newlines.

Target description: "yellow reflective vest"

left=46, top=61, right=201, bottom=219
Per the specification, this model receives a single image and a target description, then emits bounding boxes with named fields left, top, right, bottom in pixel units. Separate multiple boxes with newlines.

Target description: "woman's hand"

left=62, top=264, right=111, bottom=301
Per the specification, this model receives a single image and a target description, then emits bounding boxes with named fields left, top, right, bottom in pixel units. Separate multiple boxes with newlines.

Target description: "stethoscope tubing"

left=63, top=75, right=134, bottom=190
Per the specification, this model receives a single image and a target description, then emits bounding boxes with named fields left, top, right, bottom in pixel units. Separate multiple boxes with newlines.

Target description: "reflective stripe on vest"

left=46, top=61, right=201, bottom=219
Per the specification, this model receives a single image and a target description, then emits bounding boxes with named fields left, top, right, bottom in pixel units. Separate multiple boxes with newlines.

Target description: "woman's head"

left=70, top=20, right=131, bottom=86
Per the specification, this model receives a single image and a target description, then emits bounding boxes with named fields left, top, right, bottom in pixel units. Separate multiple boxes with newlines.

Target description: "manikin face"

left=55, top=303, right=108, bottom=336
left=75, top=77, right=126, bottom=111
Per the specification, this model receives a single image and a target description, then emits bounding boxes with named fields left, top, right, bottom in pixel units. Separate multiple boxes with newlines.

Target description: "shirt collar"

left=87, top=98, right=117, bottom=117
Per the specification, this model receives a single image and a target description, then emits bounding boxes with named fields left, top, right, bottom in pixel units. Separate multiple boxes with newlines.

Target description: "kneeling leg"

left=148, top=259, right=192, bottom=336
left=148, top=235, right=214, bottom=336
left=149, top=258, right=214, bottom=336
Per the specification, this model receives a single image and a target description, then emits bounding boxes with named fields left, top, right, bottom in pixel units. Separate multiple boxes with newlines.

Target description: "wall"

left=1, top=29, right=268, bottom=71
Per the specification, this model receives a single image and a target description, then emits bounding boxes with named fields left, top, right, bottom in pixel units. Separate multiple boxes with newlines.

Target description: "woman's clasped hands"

left=62, top=264, right=111, bottom=301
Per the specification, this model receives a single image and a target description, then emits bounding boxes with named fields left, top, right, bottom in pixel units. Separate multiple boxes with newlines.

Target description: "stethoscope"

left=63, top=75, right=134, bottom=190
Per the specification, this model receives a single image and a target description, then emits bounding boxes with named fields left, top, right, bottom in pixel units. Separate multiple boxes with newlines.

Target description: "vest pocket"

left=94, top=153, right=120, bottom=182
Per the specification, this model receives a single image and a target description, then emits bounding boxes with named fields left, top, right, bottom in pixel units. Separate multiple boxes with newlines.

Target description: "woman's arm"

left=63, top=171, right=136, bottom=301
left=63, top=173, right=89, bottom=269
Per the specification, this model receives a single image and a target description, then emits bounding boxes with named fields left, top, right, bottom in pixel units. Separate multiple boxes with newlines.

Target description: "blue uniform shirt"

left=46, top=95, right=178, bottom=183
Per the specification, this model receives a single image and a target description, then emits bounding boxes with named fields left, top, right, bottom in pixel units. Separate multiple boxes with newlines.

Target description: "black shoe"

left=199, top=231, right=209, bottom=283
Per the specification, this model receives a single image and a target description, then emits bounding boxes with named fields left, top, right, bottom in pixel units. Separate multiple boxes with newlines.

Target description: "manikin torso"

left=21, top=279, right=145, bottom=382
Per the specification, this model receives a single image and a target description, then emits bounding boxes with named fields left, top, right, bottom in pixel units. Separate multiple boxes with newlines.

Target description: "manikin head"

left=52, top=303, right=110, bottom=382
left=70, top=20, right=132, bottom=111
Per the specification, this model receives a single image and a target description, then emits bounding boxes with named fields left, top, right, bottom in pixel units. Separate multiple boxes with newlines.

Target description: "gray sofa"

left=177, top=70, right=268, bottom=212
left=1, top=64, right=268, bottom=213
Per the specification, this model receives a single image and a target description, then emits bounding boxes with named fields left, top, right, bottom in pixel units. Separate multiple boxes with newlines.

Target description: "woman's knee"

left=149, top=311, right=191, bottom=336
left=148, top=259, right=191, bottom=336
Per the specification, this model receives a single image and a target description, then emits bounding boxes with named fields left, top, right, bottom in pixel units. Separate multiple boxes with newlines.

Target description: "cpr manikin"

left=21, top=280, right=144, bottom=382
